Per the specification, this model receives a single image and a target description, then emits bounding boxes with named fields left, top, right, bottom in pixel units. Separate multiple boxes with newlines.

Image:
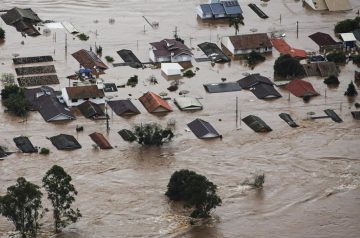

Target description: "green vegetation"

left=352, top=55, right=360, bottom=65
left=247, top=51, right=266, bottom=67
left=43, top=165, right=81, bottom=233
left=126, top=75, right=138, bottom=87
left=0, top=27, right=5, bottom=40
left=166, top=169, right=222, bottom=218
left=0, top=177, right=43, bottom=238
left=229, top=17, right=244, bottom=35
left=334, top=17, right=360, bottom=34
left=133, top=123, right=174, bottom=146
left=105, top=56, right=114, bottom=63
left=77, top=33, right=89, bottom=41
left=1, top=85, right=30, bottom=117
left=0, top=73, right=15, bottom=86
left=324, top=75, right=340, bottom=85
left=39, top=148, right=50, bottom=155
left=252, top=173, right=265, bottom=189
left=183, top=69, right=195, bottom=78
left=326, top=52, right=347, bottom=64
left=274, top=54, right=305, bottom=79
left=344, top=81, right=358, bottom=96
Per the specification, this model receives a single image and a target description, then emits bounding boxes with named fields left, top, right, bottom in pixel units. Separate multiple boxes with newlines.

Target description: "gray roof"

left=187, top=118, right=221, bottom=139
left=204, top=82, right=241, bottom=93
left=210, top=3, right=225, bottom=15
left=279, top=113, right=299, bottom=128
left=107, top=100, right=140, bottom=116
left=77, top=101, right=105, bottom=119
left=200, top=4, right=212, bottom=15
left=242, top=115, right=272, bottom=132
left=174, top=97, right=203, bottom=110
left=198, top=42, right=230, bottom=62
left=1, top=7, right=41, bottom=25
left=238, top=74, right=274, bottom=88
left=13, top=136, right=38, bottom=153
left=351, top=111, right=360, bottom=120
left=118, top=129, right=136, bottom=142
left=251, top=84, right=282, bottom=99
left=324, top=109, right=343, bottom=123
left=49, top=134, right=81, bottom=150
left=222, top=1, right=243, bottom=15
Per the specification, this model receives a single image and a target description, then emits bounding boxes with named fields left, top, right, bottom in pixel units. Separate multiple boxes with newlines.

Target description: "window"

left=72, top=99, right=78, bottom=102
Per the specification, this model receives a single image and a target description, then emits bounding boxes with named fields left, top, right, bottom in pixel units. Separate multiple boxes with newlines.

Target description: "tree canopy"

left=344, top=81, right=358, bottom=97
left=0, top=177, right=43, bottom=238
left=334, top=17, right=360, bottom=34
left=133, top=123, right=174, bottom=146
left=0, top=27, right=5, bottom=40
left=42, top=165, right=81, bottom=233
left=166, top=169, right=222, bottom=218
left=326, top=52, right=347, bottom=64
left=1, top=84, right=30, bottom=117
left=273, top=54, right=305, bottom=79
left=229, top=17, right=244, bottom=35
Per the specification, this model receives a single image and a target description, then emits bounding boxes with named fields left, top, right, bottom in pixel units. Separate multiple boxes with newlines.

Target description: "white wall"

left=61, top=88, right=105, bottom=107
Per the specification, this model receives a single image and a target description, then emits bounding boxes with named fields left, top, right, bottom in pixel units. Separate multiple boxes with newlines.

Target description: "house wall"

left=234, top=47, right=272, bottom=55
left=196, top=7, right=213, bottom=19
left=172, top=55, right=192, bottom=62
left=221, top=37, right=235, bottom=55
left=149, top=50, right=171, bottom=62
left=214, top=13, right=226, bottom=19
left=61, top=88, right=105, bottom=107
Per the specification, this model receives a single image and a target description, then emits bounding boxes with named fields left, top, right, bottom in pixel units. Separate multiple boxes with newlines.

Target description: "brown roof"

left=308, top=32, right=339, bottom=46
left=150, top=39, right=192, bottom=58
left=228, top=33, right=272, bottom=50
left=286, top=79, right=319, bottom=97
left=89, top=132, right=112, bottom=149
left=65, top=85, right=105, bottom=100
left=72, top=49, right=108, bottom=70
left=139, top=92, right=172, bottom=113
left=271, top=38, right=307, bottom=58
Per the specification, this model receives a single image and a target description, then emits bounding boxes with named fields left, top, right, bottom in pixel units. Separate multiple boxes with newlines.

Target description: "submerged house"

left=271, top=38, right=307, bottom=59
left=61, top=85, right=105, bottom=107
left=308, top=32, right=343, bottom=52
left=89, top=132, right=112, bottom=149
left=197, top=1, right=243, bottom=20
left=187, top=118, right=221, bottom=139
left=139, top=92, right=172, bottom=113
left=242, top=115, right=272, bottom=132
left=49, top=134, right=81, bottom=150
left=198, top=42, right=230, bottom=62
left=1, top=7, right=42, bottom=36
left=13, top=136, right=38, bottom=153
left=238, top=74, right=281, bottom=99
left=303, top=0, right=352, bottom=11
left=72, top=49, right=108, bottom=74
left=77, top=101, right=106, bottom=119
left=286, top=79, right=319, bottom=97
left=149, top=39, right=193, bottom=63
left=107, top=100, right=141, bottom=116
left=221, top=33, right=272, bottom=56
left=174, top=97, right=203, bottom=110
left=302, top=61, right=339, bottom=77
left=118, top=129, right=136, bottom=142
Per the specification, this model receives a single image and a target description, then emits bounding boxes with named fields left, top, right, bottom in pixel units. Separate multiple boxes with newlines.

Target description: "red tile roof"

left=228, top=33, right=272, bottom=50
left=72, top=49, right=108, bottom=70
left=139, top=92, right=172, bottom=113
left=150, top=39, right=192, bottom=58
left=271, top=38, right=307, bottom=58
left=286, top=79, right=319, bottom=97
left=89, top=132, right=112, bottom=149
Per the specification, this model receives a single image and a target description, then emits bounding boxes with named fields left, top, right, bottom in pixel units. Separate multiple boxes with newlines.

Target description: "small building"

left=174, top=97, right=203, bottom=110
left=221, top=33, right=272, bottom=56
left=49, top=134, right=81, bottom=150
left=286, top=79, right=319, bottom=97
left=149, top=39, right=193, bottom=63
left=139, top=92, right=172, bottom=113
left=308, top=32, right=343, bottom=52
left=197, top=1, right=242, bottom=20
left=279, top=113, right=299, bottom=128
left=302, top=61, right=339, bottom=77
left=204, top=82, right=242, bottom=93
left=61, top=85, right=105, bottom=107
left=77, top=101, right=106, bottom=119
left=1, top=7, right=42, bottom=36
left=118, top=129, right=137, bottom=142
left=72, top=49, right=108, bottom=74
left=13, top=136, right=38, bottom=153
left=340, top=33, right=357, bottom=49
left=198, top=42, right=230, bottom=62
left=161, top=63, right=183, bottom=76
left=352, top=29, right=360, bottom=48
left=187, top=118, right=221, bottom=139
left=242, top=115, right=272, bottom=132
left=238, top=74, right=274, bottom=88
left=250, top=84, right=282, bottom=99
left=107, top=100, right=141, bottom=116
left=304, top=0, right=352, bottom=11
left=89, top=132, right=112, bottom=149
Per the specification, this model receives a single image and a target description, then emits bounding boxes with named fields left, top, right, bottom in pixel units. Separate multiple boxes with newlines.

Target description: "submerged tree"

left=133, top=123, right=174, bottom=146
left=326, top=52, right=347, bottom=64
left=43, top=165, right=82, bottom=233
left=1, top=85, right=30, bottom=117
left=0, top=177, right=43, bottom=238
left=166, top=169, right=222, bottom=218
left=274, top=54, right=305, bottom=79
left=229, top=17, right=244, bottom=35
left=324, top=75, right=340, bottom=85
left=344, top=81, right=358, bottom=97
left=0, top=27, right=5, bottom=40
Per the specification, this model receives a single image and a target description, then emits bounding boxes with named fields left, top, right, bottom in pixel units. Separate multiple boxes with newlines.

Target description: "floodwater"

left=1, top=0, right=360, bottom=237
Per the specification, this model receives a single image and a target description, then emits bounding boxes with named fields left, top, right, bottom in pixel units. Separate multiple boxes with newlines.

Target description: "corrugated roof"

left=150, top=39, right=192, bottom=58
left=308, top=32, right=338, bottom=46
left=210, top=3, right=226, bottom=15
left=200, top=4, right=212, bottom=14
left=89, top=132, right=112, bottom=149
left=324, top=0, right=352, bottom=11
left=228, top=33, right=272, bottom=50
left=286, top=79, right=319, bottom=97
left=238, top=74, right=273, bottom=88
left=174, top=97, right=203, bottom=110
left=340, top=33, right=357, bottom=42
left=139, top=92, right=172, bottom=113
left=118, top=129, right=136, bottom=142
left=222, top=1, right=243, bottom=15
left=49, top=134, right=81, bottom=150
left=13, top=136, right=38, bottom=153
left=187, top=118, right=221, bottom=139
left=107, top=100, right=140, bottom=116
left=72, top=49, right=108, bottom=70
left=251, top=84, right=282, bottom=99
left=65, top=85, right=105, bottom=100
left=242, top=115, right=272, bottom=132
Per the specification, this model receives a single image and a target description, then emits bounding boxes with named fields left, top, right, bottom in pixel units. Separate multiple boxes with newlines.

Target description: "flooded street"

left=1, top=0, right=360, bottom=237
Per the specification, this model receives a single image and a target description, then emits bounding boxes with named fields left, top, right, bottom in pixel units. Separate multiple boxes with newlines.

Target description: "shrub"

left=1, top=85, right=30, bottom=117
left=352, top=55, right=360, bottom=65
left=0, top=27, right=5, bottom=40
left=126, top=75, right=138, bottom=87
left=183, top=70, right=195, bottom=78
left=344, top=81, right=358, bottom=96
left=274, top=54, right=305, bottom=79
left=252, top=173, right=265, bottom=188
left=0, top=73, right=15, bottom=86
left=334, top=17, right=360, bottom=34
left=77, top=33, right=89, bottom=41
left=326, top=52, right=347, bottom=64
left=166, top=169, right=222, bottom=218
left=39, top=148, right=50, bottom=155
left=105, top=56, right=114, bottom=62
left=247, top=51, right=265, bottom=67
left=133, top=123, right=174, bottom=146
left=324, top=75, right=340, bottom=85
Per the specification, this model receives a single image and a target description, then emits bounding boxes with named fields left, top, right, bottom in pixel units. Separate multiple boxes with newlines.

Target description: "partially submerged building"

left=149, top=39, right=193, bottom=63
left=1, top=7, right=42, bottom=36
left=303, top=0, right=352, bottom=11
left=204, top=82, right=242, bottom=93
left=161, top=63, right=183, bottom=76
left=118, top=129, right=136, bottom=142
left=308, top=32, right=343, bottom=52
left=139, top=92, right=172, bottom=113
left=238, top=74, right=281, bottom=99
left=61, top=85, right=105, bottom=107
left=174, top=97, right=203, bottom=110
left=286, top=79, right=319, bottom=97
left=271, top=38, right=307, bottom=59
left=302, top=61, right=339, bottom=77
left=197, top=1, right=243, bottom=20
left=107, top=100, right=141, bottom=116
left=72, top=49, right=108, bottom=74
left=89, top=132, right=112, bottom=149
left=49, top=134, right=81, bottom=150
left=242, top=115, right=272, bottom=132
left=279, top=113, right=299, bottom=128
left=340, top=33, right=357, bottom=49
left=77, top=101, right=106, bottom=119
left=221, top=33, right=272, bottom=56
left=198, top=42, right=230, bottom=62
left=13, top=136, right=38, bottom=153
left=187, top=118, right=221, bottom=139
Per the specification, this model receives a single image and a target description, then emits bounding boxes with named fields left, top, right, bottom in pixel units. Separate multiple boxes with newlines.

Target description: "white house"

left=304, top=0, right=352, bottom=11
left=61, top=85, right=105, bottom=107
left=149, top=39, right=193, bottom=63
left=340, top=33, right=357, bottom=49
left=161, top=63, right=183, bottom=76
left=221, top=33, right=272, bottom=56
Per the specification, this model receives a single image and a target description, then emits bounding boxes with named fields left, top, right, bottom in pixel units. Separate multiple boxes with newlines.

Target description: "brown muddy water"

left=1, top=0, right=360, bottom=237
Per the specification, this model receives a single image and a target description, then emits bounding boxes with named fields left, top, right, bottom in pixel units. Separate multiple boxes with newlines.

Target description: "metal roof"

left=13, top=136, right=38, bottom=153
left=174, top=97, right=203, bottom=110
left=251, top=84, right=282, bottom=99
left=222, top=1, right=243, bottom=15
left=242, top=115, right=272, bottom=132
left=107, top=100, right=141, bottom=116
left=187, top=118, right=221, bottom=139
left=238, top=74, right=273, bottom=89
left=204, top=82, right=241, bottom=93
left=210, top=3, right=226, bottom=15
left=49, top=134, right=81, bottom=150
left=200, top=4, right=212, bottom=14
left=340, top=33, right=357, bottom=42
left=89, top=132, right=112, bottom=149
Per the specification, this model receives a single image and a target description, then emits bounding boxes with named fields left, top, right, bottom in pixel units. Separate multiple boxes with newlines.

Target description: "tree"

left=0, top=177, right=43, bottom=238
left=326, top=52, right=347, bottom=64
left=0, top=73, right=15, bottom=86
left=344, top=81, right=358, bottom=96
left=133, top=123, right=174, bottom=146
left=127, top=75, right=138, bottom=87
left=42, top=165, right=81, bottom=233
left=247, top=51, right=266, bottom=67
left=0, top=27, right=5, bottom=40
left=324, top=75, right=340, bottom=85
left=1, top=85, right=31, bottom=117
left=334, top=17, right=360, bottom=34
left=166, top=170, right=222, bottom=218
left=229, top=17, right=244, bottom=35
left=352, top=55, right=360, bottom=65
left=274, top=54, right=305, bottom=79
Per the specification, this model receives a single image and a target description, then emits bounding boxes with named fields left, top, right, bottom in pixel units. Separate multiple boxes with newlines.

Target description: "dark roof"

left=351, top=111, right=360, bottom=120
left=242, top=115, right=272, bottom=132
left=13, top=55, right=53, bottom=65
left=139, top=92, right=172, bottom=113
left=1, top=7, right=41, bottom=25
left=279, top=113, right=299, bottom=128
left=324, top=109, right=343, bottom=123
left=286, top=79, right=319, bottom=97
left=118, top=129, right=136, bottom=142
left=17, top=75, right=59, bottom=87
left=13, top=136, right=38, bottom=153
left=107, top=100, right=140, bottom=116
left=353, top=29, right=360, bottom=41
left=15, top=65, right=56, bottom=76
left=250, top=84, right=282, bottom=99
left=65, top=85, right=105, bottom=100
left=198, top=42, right=230, bottom=62
left=228, top=33, right=272, bottom=50
left=0, top=147, right=12, bottom=158
left=77, top=101, right=105, bottom=119
left=210, top=3, right=226, bottom=15
left=238, top=74, right=274, bottom=88
left=117, top=49, right=142, bottom=68
left=223, top=1, right=243, bottom=15
left=103, top=83, right=118, bottom=92
left=308, top=32, right=339, bottom=46
left=72, top=49, right=108, bottom=70
left=248, top=3, right=268, bottom=19
left=89, top=132, right=112, bottom=149
left=203, top=82, right=241, bottom=93
left=302, top=62, right=339, bottom=77
left=49, top=134, right=81, bottom=150
left=187, top=118, right=221, bottom=139
left=200, top=4, right=212, bottom=14
left=150, top=39, right=192, bottom=58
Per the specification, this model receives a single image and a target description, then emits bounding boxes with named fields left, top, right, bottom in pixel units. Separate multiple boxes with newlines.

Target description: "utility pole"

left=280, top=14, right=282, bottom=24
left=296, top=21, right=299, bottom=39
left=236, top=96, right=238, bottom=128
left=65, top=33, right=67, bottom=53
left=173, top=26, right=178, bottom=38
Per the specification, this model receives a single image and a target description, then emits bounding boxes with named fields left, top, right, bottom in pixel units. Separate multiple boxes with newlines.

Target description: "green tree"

left=334, top=17, right=360, bottom=34
left=324, top=75, right=340, bottom=85
left=126, top=75, right=138, bottom=87
left=133, top=123, right=174, bottom=146
left=1, top=84, right=21, bottom=100
left=326, top=52, right=347, bottom=64
left=344, top=81, right=358, bottom=96
left=0, top=27, right=5, bottom=40
left=0, top=177, right=43, bottom=238
left=229, top=17, right=244, bottom=35
left=247, top=51, right=266, bottom=67
left=166, top=169, right=222, bottom=218
left=1, top=85, right=30, bottom=117
left=352, top=55, right=360, bottom=65
left=0, top=73, right=15, bottom=86
left=42, top=165, right=82, bottom=233
left=274, top=54, right=305, bottom=79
